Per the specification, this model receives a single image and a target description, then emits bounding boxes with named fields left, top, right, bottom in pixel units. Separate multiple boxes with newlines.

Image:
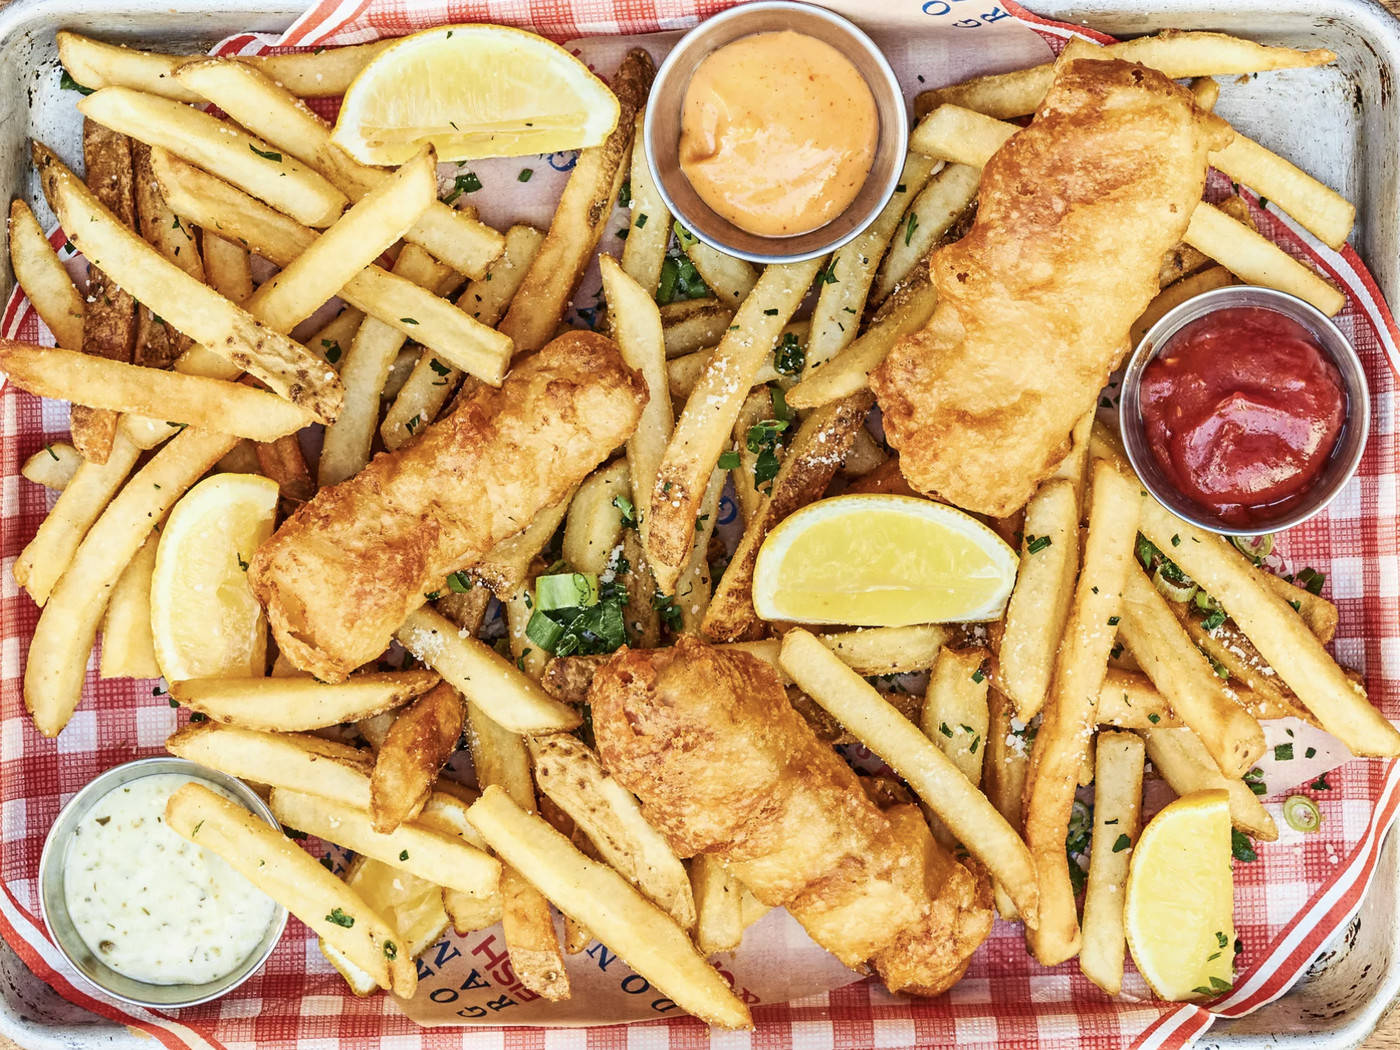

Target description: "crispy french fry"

left=24, top=428, right=237, bottom=735
left=601, top=255, right=674, bottom=551
left=649, top=255, right=826, bottom=592
left=1096, top=667, right=1301, bottom=728
left=1079, top=730, right=1145, bottom=996
left=8, top=199, right=84, bottom=349
left=0, top=342, right=312, bottom=441
left=661, top=298, right=735, bottom=358
left=1144, top=727, right=1278, bottom=840
left=1158, top=242, right=1214, bottom=288
left=467, top=786, right=752, bottom=1029
left=98, top=530, right=160, bottom=678
left=370, top=682, right=464, bottom=833
left=1024, top=461, right=1139, bottom=964
left=871, top=163, right=981, bottom=306
left=151, top=151, right=510, bottom=384
left=675, top=468, right=725, bottom=633
left=131, top=140, right=200, bottom=366
left=682, top=237, right=758, bottom=308
left=503, top=575, right=550, bottom=682
left=984, top=687, right=1030, bottom=919
left=910, top=104, right=1015, bottom=167
left=691, top=855, right=745, bottom=955
left=563, top=459, right=631, bottom=575
left=499, top=49, right=653, bottom=354
left=1135, top=494, right=1400, bottom=756
left=166, top=783, right=416, bottom=997
left=20, top=442, right=82, bottom=491
left=621, top=529, right=663, bottom=648
left=913, top=31, right=1335, bottom=120
left=1260, top=571, right=1338, bottom=644
left=921, top=646, right=991, bottom=787
left=13, top=430, right=141, bottom=603
left=840, top=426, right=887, bottom=478
left=79, top=87, right=346, bottom=226
left=667, top=345, right=782, bottom=400
left=529, top=734, right=696, bottom=929
left=169, top=671, right=441, bottom=732
left=255, top=435, right=315, bottom=504
left=35, top=143, right=343, bottom=422
left=620, top=112, right=671, bottom=294
left=174, top=58, right=504, bottom=278
left=57, top=31, right=392, bottom=102
left=166, top=722, right=376, bottom=805
left=1119, top=563, right=1265, bottom=776
left=1211, top=134, right=1354, bottom=248
left=470, top=493, right=576, bottom=599
left=780, top=628, right=1039, bottom=926
left=1132, top=265, right=1237, bottom=347
left=784, top=274, right=937, bottom=410
left=804, top=153, right=936, bottom=373
left=396, top=607, right=582, bottom=733
left=201, top=232, right=254, bottom=305
left=999, top=479, right=1080, bottom=721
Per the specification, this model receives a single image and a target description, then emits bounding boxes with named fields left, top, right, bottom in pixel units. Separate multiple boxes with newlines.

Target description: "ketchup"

left=1139, top=306, right=1346, bottom=528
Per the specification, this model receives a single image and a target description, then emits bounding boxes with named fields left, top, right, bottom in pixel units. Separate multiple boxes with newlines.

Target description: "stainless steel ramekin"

left=643, top=1, right=907, bottom=264
left=1119, top=285, right=1369, bottom=536
left=38, top=757, right=287, bottom=1009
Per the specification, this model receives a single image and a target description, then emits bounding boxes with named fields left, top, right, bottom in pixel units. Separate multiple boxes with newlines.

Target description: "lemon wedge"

left=751, top=494, right=1017, bottom=626
left=150, top=473, right=278, bottom=681
left=331, top=24, right=621, bottom=165
left=1125, top=789, right=1236, bottom=1001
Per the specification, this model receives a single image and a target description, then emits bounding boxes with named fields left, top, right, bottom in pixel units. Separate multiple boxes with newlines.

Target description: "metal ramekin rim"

left=643, top=0, right=907, bottom=264
left=38, top=756, right=288, bottom=1009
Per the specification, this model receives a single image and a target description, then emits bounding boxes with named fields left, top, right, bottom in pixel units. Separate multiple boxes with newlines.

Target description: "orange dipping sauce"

left=678, top=30, right=878, bottom=237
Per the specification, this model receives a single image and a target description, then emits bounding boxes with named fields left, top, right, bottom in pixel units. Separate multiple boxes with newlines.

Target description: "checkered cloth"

left=3, top=2, right=1400, bottom=1048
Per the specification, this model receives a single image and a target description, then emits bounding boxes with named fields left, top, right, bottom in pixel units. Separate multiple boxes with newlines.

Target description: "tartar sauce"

left=678, top=30, right=878, bottom=237
left=62, top=773, right=279, bottom=985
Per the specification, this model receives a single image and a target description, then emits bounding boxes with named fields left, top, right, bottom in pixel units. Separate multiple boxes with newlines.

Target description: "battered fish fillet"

left=249, top=331, right=646, bottom=682
left=591, top=636, right=993, bottom=996
left=871, top=59, right=1232, bottom=516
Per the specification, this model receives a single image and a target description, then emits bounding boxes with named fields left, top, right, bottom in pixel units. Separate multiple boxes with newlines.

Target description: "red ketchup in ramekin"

left=1139, top=306, right=1346, bottom=529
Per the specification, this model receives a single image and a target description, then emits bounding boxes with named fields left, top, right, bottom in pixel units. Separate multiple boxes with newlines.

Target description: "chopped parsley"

left=1147, top=712, right=1161, bottom=724
left=612, top=494, right=638, bottom=530
left=384, top=940, right=398, bottom=960
left=446, top=571, right=472, bottom=593
left=774, top=331, right=805, bottom=376
left=517, top=168, right=534, bottom=183
left=249, top=144, right=283, bottom=162
left=1274, top=743, right=1294, bottom=762
left=399, top=850, right=410, bottom=861
left=1112, top=833, right=1132, bottom=853
left=971, top=668, right=986, bottom=684
left=903, top=212, right=919, bottom=246
left=60, top=70, right=94, bottom=95
left=652, top=592, right=682, bottom=632
left=525, top=577, right=628, bottom=657
left=746, top=415, right=790, bottom=494
left=443, top=171, right=482, bottom=203
left=1295, top=567, right=1326, bottom=596
left=321, top=338, right=342, bottom=364
left=718, top=450, right=741, bottom=470
left=326, top=908, right=355, bottom=928
left=1231, top=829, right=1257, bottom=862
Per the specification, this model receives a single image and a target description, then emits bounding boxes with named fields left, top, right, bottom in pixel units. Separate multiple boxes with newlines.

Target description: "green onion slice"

left=535, top=572, right=598, bottom=612
left=1283, top=794, right=1322, bottom=833
left=1231, top=533, right=1275, bottom=560
left=1152, top=564, right=1197, bottom=604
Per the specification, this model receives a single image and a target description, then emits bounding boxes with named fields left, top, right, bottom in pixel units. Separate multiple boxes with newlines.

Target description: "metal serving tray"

left=1, top=0, right=1398, bottom=1045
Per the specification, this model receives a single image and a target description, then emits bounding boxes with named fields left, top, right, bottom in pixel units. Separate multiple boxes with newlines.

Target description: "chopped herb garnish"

left=972, top=668, right=986, bottom=683
left=326, top=908, right=355, bottom=928
left=1274, top=743, right=1294, bottom=762
left=525, top=579, right=629, bottom=657
left=447, top=571, right=472, bottom=593
left=1296, top=567, right=1326, bottom=595
left=517, top=168, right=533, bottom=182
left=384, top=940, right=398, bottom=960
left=763, top=308, right=778, bottom=316
left=718, top=450, right=741, bottom=470
left=1107, top=615, right=1120, bottom=626
left=399, top=850, right=409, bottom=861
left=1202, top=607, right=1228, bottom=632
left=1312, top=774, right=1331, bottom=790
left=1148, top=712, right=1161, bottom=724
left=774, top=331, right=805, bottom=376
left=249, top=144, right=283, bottom=162
left=1305, top=746, right=1316, bottom=759
left=321, top=338, right=342, bottom=364
left=817, top=258, right=839, bottom=284
left=443, top=171, right=482, bottom=203
left=612, top=494, right=638, bottom=530
left=399, top=316, right=419, bottom=325
left=903, top=212, right=919, bottom=246
left=635, top=213, right=648, bottom=228
left=1232, top=829, right=1257, bottom=862
left=652, top=592, right=682, bottom=632
left=1026, top=534, right=1052, bottom=555
left=1112, top=833, right=1131, bottom=852
left=60, top=70, right=94, bottom=95
left=939, top=722, right=953, bottom=738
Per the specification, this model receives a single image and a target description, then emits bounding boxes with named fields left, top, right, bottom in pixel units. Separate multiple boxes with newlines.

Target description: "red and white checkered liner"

left=3, top=3, right=1400, bottom=1047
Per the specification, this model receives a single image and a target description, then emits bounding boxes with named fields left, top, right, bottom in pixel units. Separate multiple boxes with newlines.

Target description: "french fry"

left=20, top=442, right=82, bottom=490
left=1259, top=571, right=1338, bottom=644
left=166, top=723, right=376, bottom=806
left=370, top=682, right=464, bottom=833
left=13, top=430, right=140, bottom=603
left=57, top=31, right=392, bottom=102
left=839, top=425, right=887, bottom=478
left=35, top=144, right=343, bottom=422
left=1119, top=563, right=1265, bottom=776
left=703, top=394, right=874, bottom=641
left=661, top=298, right=735, bottom=358
left=563, top=459, right=631, bottom=575
left=270, top=787, right=500, bottom=899
left=910, top=104, right=1015, bottom=167
left=169, top=671, right=440, bottom=732
left=396, top=607, right=582, bottom=733
left=255, top=435, right=315, bottom=504
left=0, top=343, right=312, bottom=441
left=600, top=255, right=674, bottom=551
left=466, top=703, right=569, bottom=1000
left=173, top=58, right=505, bottom=278
left=780, top=628, right=1040, bottom=926
left=921, top=646, right=991, bottom=787
left=648, top=255, right=826, bottom=593
left=320, top=856, right=449, bottom=997
left=668, top=345, right=781, bottom=400
left=503, top=575, right=550, bottom=682
left=1135, top=494, right=1400, bottom=756
left=1079, top=731, right=1145, bottom=996
left=804, top=153, right=936, bottom=373
left=419, top=790, right=506, bottom=935
left=1024, top=461, right=1139, bottom=964
left=871, top=163, right=981, bottom=306
left=24, top=427, right=237, bottom=735
left=1144, top=727, right=1278, bottom=840
left=152, top=151, right=509, bottom=385
left=1132, top=265, right=1237, bottom=347
left=98, top=530, right=160, bottom=679
left=467, top=786, right=753, bottom=1029
left=621, top=529, right=663, bottom=648
left=983, top=687, right=1030, bottom=919
left=1211, top=135, right=1354, bottom=248
left=499, top=49, right=653, bottom=354
left=131, top=140, right=200, bottom=366
left=913, top=31, right=1335, bottom=120
left=1158, top=242, right=1214, bottom=288
left=529, top=734, right=696, bottom=929
left=784, top=275, right=937, bottom=410
left=682, top=237, right=758, bottom=308
left=999, top=478, right=1080, bottom=720
left=691, top=854, right=745, bottom=955
left=166, top=783, right=416, bottom=997
left=79, top=87, right=347, bottom=227
left=201, top=232, right=254, bottom=305
left=469, top=493, right=576, bottom=599
left=620, top=111, right=671, bottom=293
left=675, top=468, right=726, bottom=633
left=1096, top=667, right=1302, bottom=728
left=7, top=199, right=84, bottom=349
left=382, top=225, right=543, bottom=450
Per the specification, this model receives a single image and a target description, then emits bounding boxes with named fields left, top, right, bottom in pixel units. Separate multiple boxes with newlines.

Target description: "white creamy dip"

left=62, top=773, right=279, bottom=985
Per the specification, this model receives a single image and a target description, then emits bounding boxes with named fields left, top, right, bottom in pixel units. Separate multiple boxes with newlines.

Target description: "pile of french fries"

left=4, top=24, right=1392, bottom=1026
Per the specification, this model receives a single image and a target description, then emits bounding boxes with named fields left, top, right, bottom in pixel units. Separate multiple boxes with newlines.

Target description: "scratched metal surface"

left=0, top=0, right=1398, bottom=1045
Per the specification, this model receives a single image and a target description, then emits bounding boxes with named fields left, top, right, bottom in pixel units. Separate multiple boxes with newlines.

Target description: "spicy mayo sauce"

left=1139, top=306, right=1346, bottom=528
left=678, top=30, right=878, bottom=237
